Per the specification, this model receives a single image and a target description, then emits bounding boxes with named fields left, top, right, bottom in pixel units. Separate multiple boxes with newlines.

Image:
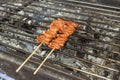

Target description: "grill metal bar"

left=0, top=8, right=119, bottom=63
left=0, top=50, right=86, bottom=80
left=0, top=21, right=120, bottom=63
left=0, top=5, right=119, bottom=31
left=1, top=22, right=120, bottom=56
left=0, top=33, right=37, bottom=44
left=2, top=26, right=119, bottom=67
left=0, top=9, right=120, bottom=49
left=2, top=2, right=118, bottom=31
left=0, top=28, right=119, bottom=72
left=1, top=16, right=120, bottom=41
left=0, top=1, right=120, bottom=80
left=0, top=28, right=35, bottom=38
left=1, top=26, right=120, bottom=65
left=66, top=0, right=120, bottom=12
left=0, top=43, right=113, bottom=80
left=29, top=4, right=120, bottom=26
left=45, top=0, right=120, bottom=22
left=0, top=29, right=119, bottom=79
left=46, top=0, right=120, bottom=21
left=49, top=0, right=120, bottom=15
left=1, top=2, right=120, bottom=24
left=0, top=22, right=34, bottom=34
left=0, top=19, right=119, bottom=55
left=3, top=17, right=120, bottom=43
left=0, top=25, right=119, bottom=72
left=0, top=1, right=33, bottom=20
left=4, top=3, right=120, bottom=23
left=66, top=46, right=120, bottom=64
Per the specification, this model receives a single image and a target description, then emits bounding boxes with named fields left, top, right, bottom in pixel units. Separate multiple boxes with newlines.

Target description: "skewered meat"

left=48, top=19, right=77, bottom=49
left=37, top=18, right=77, bottom=50
left=37, top=27, right=58, bottom=44
left=37, top=35, right=51, bottom=44
left=43, top=29, right=57, bottom=38
left=50, top=18, right=76, bottom=33
left=48, top=34, right=68, bottom=50
left=37, top=30, right=57, bottom=44
left=50, top=18, right=64, bottom=30
left=37, top=35, right=44, bottom=43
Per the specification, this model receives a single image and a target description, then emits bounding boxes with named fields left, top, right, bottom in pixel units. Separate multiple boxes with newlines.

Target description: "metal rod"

left=0, top=28, right=35, bottom=38
left=1, top=25, right=120, bottom=56
left=2, top=30, right=120, bottom=56
left=63, top=52, right=119, bottom=72
left=0, top=32, right=37, bottom=45
left=69, top=40, right=120, bottom=55
left=23, top=8, right=120, bottom=29
left=66, top=45, right=120, bottom=64
left=24, top=7, right=119, bottom=27
left=0, top=42, right=29, bottom=54
left=66, top=0, right=120, bottom=13
left=1, top=22, right=120, bottom=56
left=0, top=49, right=88, bottom=80
left=0, top=22, right=34, bottom=34
left=0, top=43, right=117, bottom=80
left=49, top=1, right=120, bottom=19
left=1, top=2, right=120, bottom=25
left=0, top=0, right=119, bottom=79
left=31, top=1, right=120, bottom=18
left=1, top=17, right=120, bottom=41
left=69, top=66, right=112, bottom=80
left=0, top=8, right=119, bottom=32
left=1, top=41, right=120, bottom=72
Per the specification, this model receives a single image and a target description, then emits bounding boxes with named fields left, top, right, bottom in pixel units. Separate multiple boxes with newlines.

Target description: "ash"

left=0, top=1, right=119, bottom=80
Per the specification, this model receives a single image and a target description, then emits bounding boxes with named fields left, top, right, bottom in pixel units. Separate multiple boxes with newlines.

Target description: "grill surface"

left=0, top=0, right=120, bottom=80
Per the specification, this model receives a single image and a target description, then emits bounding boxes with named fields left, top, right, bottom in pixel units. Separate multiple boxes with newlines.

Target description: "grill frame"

left=0, top=0, right=120, bottom=80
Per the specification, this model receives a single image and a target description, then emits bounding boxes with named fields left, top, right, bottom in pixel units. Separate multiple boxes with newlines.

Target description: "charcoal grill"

left=0, top=0, right=120, bottom=80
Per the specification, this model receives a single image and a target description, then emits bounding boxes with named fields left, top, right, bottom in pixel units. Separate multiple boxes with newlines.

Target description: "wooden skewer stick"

left=16, top=42, right=43, bottom=72
left=33, top=48, right=55, bottom=75
left=70, top=66, right=112, bottom=80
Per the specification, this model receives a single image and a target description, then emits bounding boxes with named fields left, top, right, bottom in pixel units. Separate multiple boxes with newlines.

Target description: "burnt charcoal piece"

left=0, top=28, right=4, bottom=32
left=76, top=51, right=85, bottom=58
left=104, top=71, right=109, bottom=77
left=94, top=33, right=100, bottom=39
left=79, top=34, right=92, bottom=43
left=21, top=23, right=36, bottom=30
left=93, top=49, right=99, bottom=55
left=0, top=17, right=10, bottom=22
left=113, top=54, right=120, bottom=61
left=40, top=45, right=49, bottom=51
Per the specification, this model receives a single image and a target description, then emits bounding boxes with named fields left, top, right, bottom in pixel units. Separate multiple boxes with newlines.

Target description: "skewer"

left=69, top=66, right=112, bottom=80
left=33, top=48, right=55, bottom=75
left=16, top=42, right=43, bottom=72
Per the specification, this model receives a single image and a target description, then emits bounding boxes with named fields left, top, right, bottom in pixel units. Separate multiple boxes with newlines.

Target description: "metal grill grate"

left=0, top=0, right=120, bottom=80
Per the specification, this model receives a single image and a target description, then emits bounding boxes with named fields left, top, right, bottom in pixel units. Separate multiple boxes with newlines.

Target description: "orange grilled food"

left=37, top=18, right=77, bottom=50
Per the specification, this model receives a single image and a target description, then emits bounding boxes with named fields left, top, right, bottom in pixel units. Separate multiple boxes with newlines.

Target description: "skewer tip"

left=16, top=70, right=19, bottom=73
left=33, top=48, right=55, bottom=75
left=15, top=42, right=43, bottom=73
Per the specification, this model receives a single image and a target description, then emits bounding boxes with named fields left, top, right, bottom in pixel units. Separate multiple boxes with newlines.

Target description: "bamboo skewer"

left=33, top=48, right=55, bottom=75
left=16, top=42, right=43, bottom=72
left=70, top=66, right=112, bottom=80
